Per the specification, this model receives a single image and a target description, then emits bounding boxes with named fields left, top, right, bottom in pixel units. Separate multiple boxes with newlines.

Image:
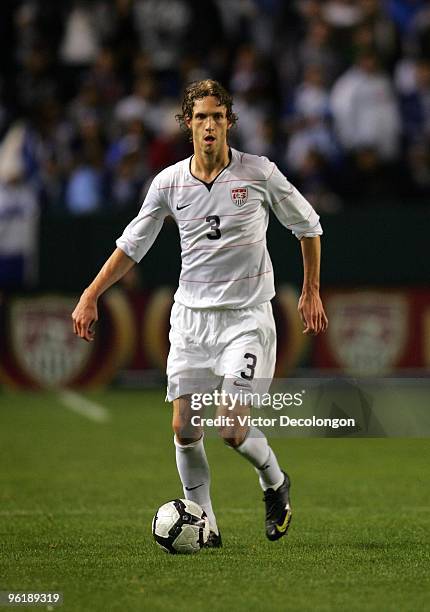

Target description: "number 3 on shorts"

left=241, top=353, right=257, bottom=380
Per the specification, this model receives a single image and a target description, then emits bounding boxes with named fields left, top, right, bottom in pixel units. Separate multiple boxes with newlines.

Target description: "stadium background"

left=0, top=0, right=429, bottom=388
left=0, top=3, right=429, bottom=612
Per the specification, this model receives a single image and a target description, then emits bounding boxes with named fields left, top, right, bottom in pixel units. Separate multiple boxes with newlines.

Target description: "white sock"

left=174, top=435, right=219, bottom=535
left=234, top=426, right=284, bottom=491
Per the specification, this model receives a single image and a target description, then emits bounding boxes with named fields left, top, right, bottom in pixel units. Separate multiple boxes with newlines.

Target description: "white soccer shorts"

left=166, top=301, right=276, bottom=401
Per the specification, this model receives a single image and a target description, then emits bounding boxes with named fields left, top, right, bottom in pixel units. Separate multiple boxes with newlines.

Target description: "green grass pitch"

left=1, top=390, right=429, bottom=612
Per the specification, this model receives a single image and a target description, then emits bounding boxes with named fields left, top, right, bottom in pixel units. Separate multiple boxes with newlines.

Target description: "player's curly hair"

left=176, top=79, right=238, bottom=140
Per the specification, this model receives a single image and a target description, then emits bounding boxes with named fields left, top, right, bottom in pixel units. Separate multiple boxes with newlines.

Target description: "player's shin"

left=233, top=426, right=284, bottom=491
left=174, top=435, right=219, bottom=535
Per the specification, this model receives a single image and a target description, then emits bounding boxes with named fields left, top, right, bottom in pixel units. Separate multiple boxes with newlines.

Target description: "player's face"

left=187, top=96, right=231, bottom=155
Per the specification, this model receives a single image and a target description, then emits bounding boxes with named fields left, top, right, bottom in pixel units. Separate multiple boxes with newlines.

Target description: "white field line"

left=57, top=390, right=110, bottom=423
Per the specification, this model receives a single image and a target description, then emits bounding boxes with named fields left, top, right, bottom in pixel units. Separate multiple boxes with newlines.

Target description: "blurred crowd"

left=0, top=0, right=430, bottom=219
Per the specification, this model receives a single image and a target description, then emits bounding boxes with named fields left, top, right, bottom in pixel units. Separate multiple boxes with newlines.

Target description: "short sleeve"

left=267, top=164, right=323, bottom=240
left=116, top=177, right=169, bottom=262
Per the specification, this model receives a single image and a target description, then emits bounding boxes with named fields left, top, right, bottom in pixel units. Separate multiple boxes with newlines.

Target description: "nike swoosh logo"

left=233, top=380, right=251, bottom=388
left=275, top=508, right=292, bottom=533
left=185, top=483, right=204, bottom=491
left=176, top=203, right=194, bottom=210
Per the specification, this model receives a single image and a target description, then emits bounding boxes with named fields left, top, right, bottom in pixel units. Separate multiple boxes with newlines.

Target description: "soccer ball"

left=152, top=499, right=210, bottom=554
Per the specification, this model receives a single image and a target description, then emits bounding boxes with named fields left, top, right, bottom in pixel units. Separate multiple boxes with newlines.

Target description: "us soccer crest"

left=231, top=187, right=248, bottom=207
left=1, top=292, right=135, bottom=389
left=326, top=292, right=408, bottom=376
left=9, top=296, right=92, bottom=387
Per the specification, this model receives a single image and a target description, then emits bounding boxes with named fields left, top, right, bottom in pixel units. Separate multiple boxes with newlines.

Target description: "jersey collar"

left=188, top=148, right=233, bottom=191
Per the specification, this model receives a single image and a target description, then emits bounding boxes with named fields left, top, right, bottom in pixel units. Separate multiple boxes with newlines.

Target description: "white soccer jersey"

left=116, top=148, right=322, bottom=309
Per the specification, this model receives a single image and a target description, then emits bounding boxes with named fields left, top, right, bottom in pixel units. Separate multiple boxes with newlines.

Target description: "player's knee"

left=172, top=416, right=188, bottom=441
left=172, top=414, right=200, bottom=445
left=218, top=426, right=246, bottom=448
left=216, top=403, right=249, bottom=447
left=223, top=436, right=243, bottom=448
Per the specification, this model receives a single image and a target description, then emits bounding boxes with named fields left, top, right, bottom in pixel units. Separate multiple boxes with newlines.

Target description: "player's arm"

left=266, top=162, right=328, bottom=335
left=298, top=236, right=328, bottom=336
left=72, top=174, right=169, bottom=342
left=72, top=248, right=135, bottom=342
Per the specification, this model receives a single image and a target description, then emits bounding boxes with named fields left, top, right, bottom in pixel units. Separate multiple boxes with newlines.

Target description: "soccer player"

left=72, top=80, right=328, bottom=548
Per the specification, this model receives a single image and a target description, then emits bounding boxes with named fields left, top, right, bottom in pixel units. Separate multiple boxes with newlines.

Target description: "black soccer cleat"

left=203, top=530, right=222, bottom=548
left=263, top=471, right=292, bottom=541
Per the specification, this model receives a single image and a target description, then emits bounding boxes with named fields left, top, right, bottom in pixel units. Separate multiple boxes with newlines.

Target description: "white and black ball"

left=152, top=499, right=210, bottom=554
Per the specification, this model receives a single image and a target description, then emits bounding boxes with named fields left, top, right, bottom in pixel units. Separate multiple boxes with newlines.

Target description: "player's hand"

left=71, top=292, right=98, bottom=342
left=298, top=290, right=328, bottom=336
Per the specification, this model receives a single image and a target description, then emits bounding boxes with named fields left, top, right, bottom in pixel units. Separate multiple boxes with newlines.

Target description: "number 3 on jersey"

left=206, top=215, right=221, bottom=240
left=241, top=353, right=257, bottom=380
